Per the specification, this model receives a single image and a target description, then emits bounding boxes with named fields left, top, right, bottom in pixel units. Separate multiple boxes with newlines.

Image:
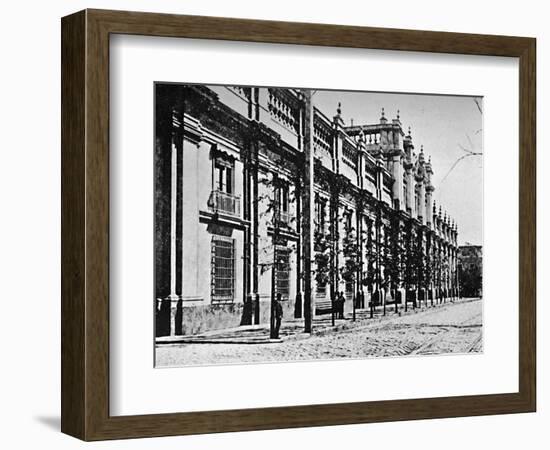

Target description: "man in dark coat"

left=274, top=293, right=284, bottom=338
left=338, top=291, right=346, bottom=319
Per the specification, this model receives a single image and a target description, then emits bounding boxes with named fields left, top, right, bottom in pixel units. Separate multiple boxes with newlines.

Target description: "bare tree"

left=440, top=98, right=483, bottom=184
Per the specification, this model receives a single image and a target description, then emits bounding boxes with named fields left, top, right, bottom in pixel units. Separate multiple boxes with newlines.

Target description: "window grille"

left=314, top=197, right=326, bottom=234
left=211, top=235, right=235, bottom=304
left=275, top=246, right=291, bottom=300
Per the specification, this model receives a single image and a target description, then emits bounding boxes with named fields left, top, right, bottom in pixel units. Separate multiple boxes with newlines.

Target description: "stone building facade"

left=155, top=84, right=459, bottom=337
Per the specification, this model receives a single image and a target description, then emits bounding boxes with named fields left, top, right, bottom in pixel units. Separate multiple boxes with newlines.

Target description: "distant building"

left=458, top=245, right=483, bottom=298
left=155, top=84, right=460, bottom=337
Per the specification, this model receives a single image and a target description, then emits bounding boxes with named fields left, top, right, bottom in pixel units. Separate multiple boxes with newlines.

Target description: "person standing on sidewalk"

left=338, top=291, right=346, bottom=319
left=274, top=293, right=284, bottom=338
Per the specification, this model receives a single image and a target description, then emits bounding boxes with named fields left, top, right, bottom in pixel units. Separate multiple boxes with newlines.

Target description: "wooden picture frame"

left=61, top=9, right=536, bottom=441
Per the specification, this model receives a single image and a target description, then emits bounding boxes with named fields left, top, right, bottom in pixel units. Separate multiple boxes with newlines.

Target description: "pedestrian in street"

left=274, top=293, right=284, bottom=338
left=338, top=291, right=345, bottom=319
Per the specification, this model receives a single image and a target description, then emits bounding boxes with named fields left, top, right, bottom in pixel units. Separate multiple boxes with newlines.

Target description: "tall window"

left=279, top=184, right=289, bottom=213
left=214, top=159, right=233, bottom=194
left=275, top=246, right=291, bottom=300
left=211, top=235, right=235, bottom=304
left=315, top=196, right=326, bottom=233
left=210, top=158, right=239, bottom=216
left=276, top=182, right=290, bottom=225
left=344, top=210, right=353, bottom=235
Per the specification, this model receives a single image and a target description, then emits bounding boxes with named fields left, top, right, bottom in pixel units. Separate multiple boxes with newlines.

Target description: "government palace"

left=155, top=84, right=459, bottom=337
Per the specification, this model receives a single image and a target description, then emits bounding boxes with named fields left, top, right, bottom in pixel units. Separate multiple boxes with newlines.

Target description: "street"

left=156, top=298, right=482, bottom=367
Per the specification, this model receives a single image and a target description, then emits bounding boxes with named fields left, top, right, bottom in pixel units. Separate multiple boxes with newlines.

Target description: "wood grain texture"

left=61, top=9, right=537, bottom=441
left=518, top=38, right=536, bottom=409
left=61, top=10, right=86, bottom=439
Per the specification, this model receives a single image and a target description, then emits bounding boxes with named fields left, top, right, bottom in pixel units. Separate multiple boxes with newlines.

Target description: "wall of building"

left=153, top=32, right=462, bottom=339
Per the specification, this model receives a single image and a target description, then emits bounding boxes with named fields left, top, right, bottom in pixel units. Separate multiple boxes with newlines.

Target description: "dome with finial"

left=334, top=102, right=344, bottom=125
left=380, top=107, right=387, bottom=124
left=418, top=145, right=425, bottom=163
left=393, top=109, right=401, bottom=125
left=425, top=154, right=433, bottom=174
left=403, top=126, right=412, bottom=145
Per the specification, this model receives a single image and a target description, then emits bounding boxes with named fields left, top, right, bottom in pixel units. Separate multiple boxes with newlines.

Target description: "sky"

left=314, top=90, right=483, bottom=246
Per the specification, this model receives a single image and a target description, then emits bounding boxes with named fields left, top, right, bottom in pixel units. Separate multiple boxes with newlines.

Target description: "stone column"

left=425, top=187, right=433, bottom=227
left=417, top=181, right=425, bottom=224
left=332, top=103, right=344, bottom=174
left=167, top=139, right=179, bottom=336
left=406, top=168, right=414, bottom=216
left=169, top=142, right=177, bottom=298
left=256, top=88, right=269, bottom=122
left=391, top=154, right=403, bottom=210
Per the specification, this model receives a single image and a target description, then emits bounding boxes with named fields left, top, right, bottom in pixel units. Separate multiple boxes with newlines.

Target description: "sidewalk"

left=156, top=297, right=477, bottom=346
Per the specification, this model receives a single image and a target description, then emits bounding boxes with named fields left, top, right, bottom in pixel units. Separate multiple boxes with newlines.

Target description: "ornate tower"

left=425, top=154, right=434, bottom=227
left=403, top=126, right=415, bottom=215
left=414, top=145, right=426, bottom=224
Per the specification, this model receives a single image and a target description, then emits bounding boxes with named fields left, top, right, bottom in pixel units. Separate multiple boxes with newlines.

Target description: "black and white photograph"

left=154, top=83, right=483, bottom=367
left=0, top=0, right=543, bottom=446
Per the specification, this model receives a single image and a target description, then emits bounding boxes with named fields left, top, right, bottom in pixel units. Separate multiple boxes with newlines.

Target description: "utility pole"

left=270, top=173, right=279, bottom=339
left=303, top=90, right=314, bottom=334
left=330, top=191, right=336, bottom=327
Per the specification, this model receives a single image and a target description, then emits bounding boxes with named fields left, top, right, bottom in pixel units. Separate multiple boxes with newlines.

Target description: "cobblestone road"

left=156, top=298, right=482, bottom=367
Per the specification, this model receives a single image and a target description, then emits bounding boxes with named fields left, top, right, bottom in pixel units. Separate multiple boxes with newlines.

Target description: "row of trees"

left=313, top=196, right=456, bottom=315
left=251, top=159, right=456, bottom=334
